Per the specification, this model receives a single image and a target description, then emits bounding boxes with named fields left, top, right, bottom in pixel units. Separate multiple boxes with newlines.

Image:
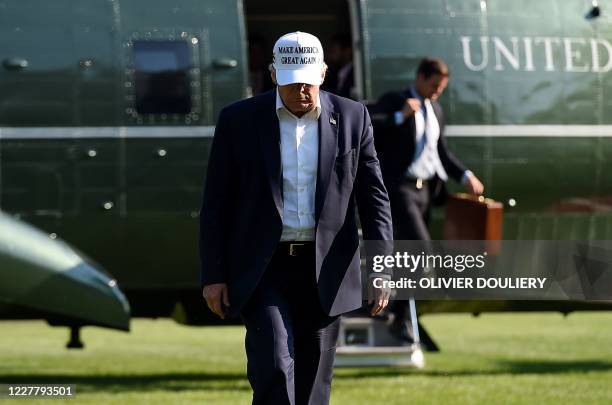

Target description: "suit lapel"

left=258, top=90, right=283, bottom=220
left=315, top=92, right=339, bottom=222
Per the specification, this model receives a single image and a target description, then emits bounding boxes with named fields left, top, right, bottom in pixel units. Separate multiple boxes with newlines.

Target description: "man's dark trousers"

left=387, top=179, right=432, bottom=326
left=389, top=179, right=432, bottom=241
left=241, top=242, right=340, bottom=405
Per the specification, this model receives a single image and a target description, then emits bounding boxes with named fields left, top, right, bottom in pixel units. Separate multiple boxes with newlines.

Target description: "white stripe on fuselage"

left=444, top=125, right=612, bottom=137
left=1, top=125, right=612, bottom=139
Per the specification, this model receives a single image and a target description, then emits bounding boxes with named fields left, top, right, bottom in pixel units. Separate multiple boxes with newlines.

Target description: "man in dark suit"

left=370, top=57, right=484, bottom=340
left=199, top=32, right=392, bottom=405
left=322, top=33, right=355, bottom=99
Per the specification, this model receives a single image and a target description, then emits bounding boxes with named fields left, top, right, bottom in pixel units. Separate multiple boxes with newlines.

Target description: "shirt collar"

left=275, top=87, right=322, bottom=120
left=409, top=85, right=425, bottom=102
left=410, top=85, right=431, bottom=111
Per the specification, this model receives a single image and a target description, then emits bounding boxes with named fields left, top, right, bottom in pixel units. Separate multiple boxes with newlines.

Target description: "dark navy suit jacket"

left=370, top=88, right=467, bottom=190
left=199, top=89, right=393, bottom=317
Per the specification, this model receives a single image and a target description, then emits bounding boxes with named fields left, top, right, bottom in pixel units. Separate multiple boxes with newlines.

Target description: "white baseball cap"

left=272, top=31, right=325, bottom=86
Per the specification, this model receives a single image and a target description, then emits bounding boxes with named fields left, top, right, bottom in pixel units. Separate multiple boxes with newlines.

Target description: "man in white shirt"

left=372, top=57, right=483, bottom=240
left=200, top=32, right=393, bottom=405
left=371, top=57, right=484, bottom=342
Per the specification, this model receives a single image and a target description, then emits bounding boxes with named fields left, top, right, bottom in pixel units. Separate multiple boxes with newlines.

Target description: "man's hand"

left=401, top=98, right=421, bottom=119
left=367, top=277, right=391, bottom=316
left=464, top=173, right=484, bottom=195
left=202, top=283, right=229, bottom=319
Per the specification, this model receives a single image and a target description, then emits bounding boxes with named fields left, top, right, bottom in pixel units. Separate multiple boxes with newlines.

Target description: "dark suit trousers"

left=389, top=179, right=432, bottom=241
left=388, top=179, right=432, bottom=321
left=241, top=244, right=340, bottom=405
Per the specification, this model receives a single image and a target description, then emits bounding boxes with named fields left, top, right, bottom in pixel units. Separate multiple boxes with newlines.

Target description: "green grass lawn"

left=1, top=312, right=612, bottom=404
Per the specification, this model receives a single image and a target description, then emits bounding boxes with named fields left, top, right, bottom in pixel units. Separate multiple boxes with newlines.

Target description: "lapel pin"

left=329, top=116, right=337, bottom=125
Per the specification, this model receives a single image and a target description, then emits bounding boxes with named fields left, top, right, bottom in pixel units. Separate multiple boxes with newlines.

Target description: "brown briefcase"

left=443, top=193, right=504, bottom=253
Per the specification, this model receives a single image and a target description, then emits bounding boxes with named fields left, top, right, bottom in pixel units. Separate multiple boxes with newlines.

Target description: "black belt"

left=277, top=241, right=315, bottom=257
left=404, top=177, right=428, bottom=190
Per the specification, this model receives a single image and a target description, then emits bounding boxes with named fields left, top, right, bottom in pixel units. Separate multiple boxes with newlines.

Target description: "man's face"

left=276, top=81, right=320, bottom=117
left=415, top=73, right=448, bottom=101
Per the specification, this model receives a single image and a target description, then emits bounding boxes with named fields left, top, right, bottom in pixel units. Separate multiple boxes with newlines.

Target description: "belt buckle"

left=416, top=178, right=423, bottom=189
left=289, top=243, right=305, bottom=257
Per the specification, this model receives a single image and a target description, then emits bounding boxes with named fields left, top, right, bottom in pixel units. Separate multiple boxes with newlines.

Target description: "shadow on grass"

left=3, top=359, right=611, bottom=393
left=0, top=372, right=250, bottom=393
left=335, top=359, right=612, bottom=379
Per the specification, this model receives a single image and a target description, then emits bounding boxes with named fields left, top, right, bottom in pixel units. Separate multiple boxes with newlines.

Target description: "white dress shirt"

left=395, top=87, right=471, bottom=184
left=405, top=88, right=447, bottom=181
left=276, top=89, right=321, bottom=241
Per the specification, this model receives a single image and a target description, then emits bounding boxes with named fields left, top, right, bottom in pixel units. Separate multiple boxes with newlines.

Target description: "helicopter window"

left=133, top=40, right=192, bottom=114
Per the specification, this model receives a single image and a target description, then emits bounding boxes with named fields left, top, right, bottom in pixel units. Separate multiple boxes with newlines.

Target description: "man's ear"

left=321, top=64, right=328, bottom=83
left=270, top=68, right=278, bottom=85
